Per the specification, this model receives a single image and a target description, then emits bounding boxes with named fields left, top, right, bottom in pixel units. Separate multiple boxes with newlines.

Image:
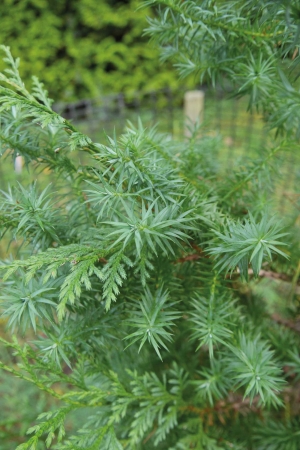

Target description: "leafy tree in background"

left=0, top=0, right=182, bottom=100
left=1, top=0, right=300, bottom=449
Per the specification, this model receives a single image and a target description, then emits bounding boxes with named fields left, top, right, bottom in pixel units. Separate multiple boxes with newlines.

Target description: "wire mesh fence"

left=1, top=86, right=299, bottom=215
left=54, top=87, right=300, bottom=215
left=54, top=86, right=270, bottom=156
left=54, top=88, right=179, bottom=138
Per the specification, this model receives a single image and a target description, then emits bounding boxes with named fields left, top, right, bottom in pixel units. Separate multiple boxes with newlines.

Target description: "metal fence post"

left=184, top=90, right=205, bottom=137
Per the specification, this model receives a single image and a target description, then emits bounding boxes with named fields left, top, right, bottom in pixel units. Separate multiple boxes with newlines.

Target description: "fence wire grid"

left=0, top=86, right=299, bottom=215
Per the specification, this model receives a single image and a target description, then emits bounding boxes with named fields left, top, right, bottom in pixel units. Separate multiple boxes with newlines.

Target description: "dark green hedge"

left=0, top=0, right=187, bottom=100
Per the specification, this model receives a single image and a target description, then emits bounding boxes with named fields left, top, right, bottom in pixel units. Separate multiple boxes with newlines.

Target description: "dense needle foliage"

left=1, top=0, right=300, bottom=448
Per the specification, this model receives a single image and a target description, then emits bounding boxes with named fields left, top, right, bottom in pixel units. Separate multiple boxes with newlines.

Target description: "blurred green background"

left=0, top=0, right=190, bottom=100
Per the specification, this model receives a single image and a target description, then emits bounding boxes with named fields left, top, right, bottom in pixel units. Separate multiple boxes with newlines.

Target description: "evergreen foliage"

left=1, top=1, right=300, bottom=448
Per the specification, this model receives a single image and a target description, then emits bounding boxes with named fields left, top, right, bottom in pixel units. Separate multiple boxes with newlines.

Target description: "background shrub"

left=0, top=0, right=184, bottom=100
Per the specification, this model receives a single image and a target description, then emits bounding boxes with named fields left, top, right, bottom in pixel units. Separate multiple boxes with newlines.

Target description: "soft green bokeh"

left=0, top=0, right=187, bottom=100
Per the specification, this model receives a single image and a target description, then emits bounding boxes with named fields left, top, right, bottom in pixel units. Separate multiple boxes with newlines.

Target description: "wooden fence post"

left=15, top=155, right=23, bottom=174
left=184, top=90, right=205, bottom=137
